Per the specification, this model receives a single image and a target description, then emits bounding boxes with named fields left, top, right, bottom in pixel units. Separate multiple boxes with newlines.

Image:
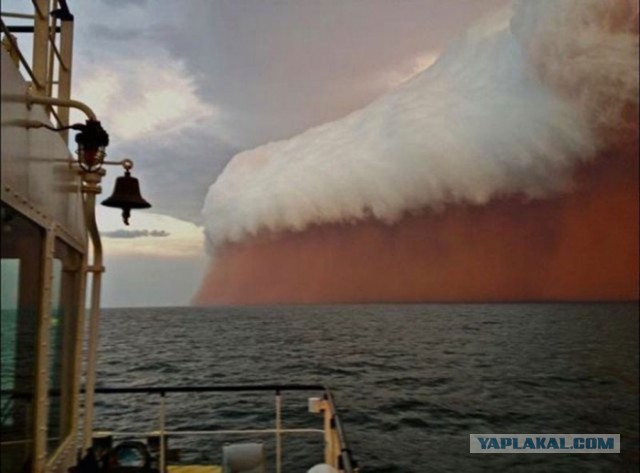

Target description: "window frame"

left=0, top=200, right=87, bottom=473
left=46, top=239, right=84, bottom=458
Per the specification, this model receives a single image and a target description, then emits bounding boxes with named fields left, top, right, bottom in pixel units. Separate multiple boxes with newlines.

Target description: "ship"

left=0, top=2, right=358, bottom=473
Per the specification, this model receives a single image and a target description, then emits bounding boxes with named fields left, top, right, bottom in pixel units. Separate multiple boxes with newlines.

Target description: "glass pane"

left=1, top=259, right=20, bottom=424
left=46, top=240, right=82, bottom=457
left=1, top=204, right=43, bottom=473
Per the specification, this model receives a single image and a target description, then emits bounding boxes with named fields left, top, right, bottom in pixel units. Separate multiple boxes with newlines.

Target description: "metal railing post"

left=275, top=390, right=282, bottom=473
left=321, top=400, right=338, bottom=468
left=159, top=392, right=166, bottom=473
left=46, top=14, right=56, bottom=98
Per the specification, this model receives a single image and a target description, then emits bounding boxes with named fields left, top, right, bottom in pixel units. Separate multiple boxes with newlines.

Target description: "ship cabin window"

left=1, top=204, right=43, bottom=473
left=47, top=240, right=82, bottom=457
left=1, top=203, right=84, bottom=470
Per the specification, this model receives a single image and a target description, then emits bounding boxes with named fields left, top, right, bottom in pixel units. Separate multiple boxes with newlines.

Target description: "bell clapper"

left=122, top=208, right=131, bottom=226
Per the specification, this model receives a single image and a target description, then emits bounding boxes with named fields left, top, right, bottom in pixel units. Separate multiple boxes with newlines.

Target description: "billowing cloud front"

left=195, top=0, right=639, bottom=304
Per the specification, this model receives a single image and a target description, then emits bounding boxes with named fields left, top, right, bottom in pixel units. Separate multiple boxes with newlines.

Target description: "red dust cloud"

left=195, top=144, right=638, bottom=305
left=194, top=0, right=639, bottom=305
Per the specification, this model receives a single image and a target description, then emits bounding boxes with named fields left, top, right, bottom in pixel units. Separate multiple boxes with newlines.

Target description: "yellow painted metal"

left=320, top=399, right=340, bottom=469
left=159, top=394, right=166, bottom=473
left=3, top=0, right=75, bottom=131
left=67, top=227, right=89, bottom=470
left=31, top=0, right=49, bottom=94
left=33, top=223, right=55, bottom=473
left=81, top=172, right=106, bottom=450
left=167, top=466, right=222, bottom=473
left=46, top=15, right=56, bottom=98
left=46, top=436, right=75, bottom=473
left=19, top=93, right=98, bottom=121
left=57, top=18, right=74, bottom=141
left=275, top=393, right=282, bottom=473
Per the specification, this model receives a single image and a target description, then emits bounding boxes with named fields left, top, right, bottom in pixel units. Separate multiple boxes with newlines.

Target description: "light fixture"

left=29, top=118, right=110, bottom=171
left=74, top=119, right=110, bottom=171
left=22, top=117, right=152, bottom=225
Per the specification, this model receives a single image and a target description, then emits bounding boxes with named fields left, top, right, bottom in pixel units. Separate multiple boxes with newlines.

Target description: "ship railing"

left=1, top=0, right=74, bottom=140
left=88, top=384, right=359, bottom=473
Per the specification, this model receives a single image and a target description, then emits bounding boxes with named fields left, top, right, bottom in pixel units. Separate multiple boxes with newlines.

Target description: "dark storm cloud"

left=100, top=0, right=148, bottom=8
left=90, top=24, right=145, bottom=42
left=102, top=229, right=170, bottom=239
left=107, top=128, right=239, bottom=224
left=160, top=0, right=508, bottom=147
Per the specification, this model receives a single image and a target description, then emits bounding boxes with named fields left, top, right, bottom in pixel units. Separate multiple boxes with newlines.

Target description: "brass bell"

left=102, top=169, right=151, bottom=225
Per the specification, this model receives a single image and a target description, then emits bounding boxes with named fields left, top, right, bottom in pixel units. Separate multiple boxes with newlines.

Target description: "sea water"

left=94, top=303, right=639, bottom=472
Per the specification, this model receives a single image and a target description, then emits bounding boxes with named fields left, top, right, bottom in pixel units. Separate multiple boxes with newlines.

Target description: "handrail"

left=0, top=19, right=44, bottom=89
left=1, top=0, right=74, bottom=133
left=95, top=429, right=325, bottom=436
left=0, top=12, right=36, bottom=20
left=82, top=384, right=358, bottom=473
left=0, top=388, right=359, bottom=470
left=325, top=389, right=357, bottom=472
left=89, top=384, right=327, bottom=394
left=48, top=31, right=68, bottom=70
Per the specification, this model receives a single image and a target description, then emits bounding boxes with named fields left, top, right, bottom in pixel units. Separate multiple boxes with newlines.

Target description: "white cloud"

left=72, top=57, right=216, bottom=142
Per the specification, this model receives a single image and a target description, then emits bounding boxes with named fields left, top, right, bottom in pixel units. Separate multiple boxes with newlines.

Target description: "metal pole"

left=159, top=393, right=166, bottom=473
left=70, top=244, right=87, bottom=460
left=3, top=93, right=98, bottom=121
left=26, top=94, right=97, bottom=121
left=81, top=171, right=105, bottom=450
left=0, top=12, right=37, bottom=19
left=31, top=0, right=50, bottom=95
left=46, top=15, right=56, bottom=98
left=57, top=15, right=74, bottom=142
left=32, top=223, right=55, bottom=473
left=275, top=391, right=282, bottom=473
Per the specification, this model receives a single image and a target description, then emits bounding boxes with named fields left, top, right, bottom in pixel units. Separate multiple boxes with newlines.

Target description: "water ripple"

left=94, top=303, right=639, bottom=472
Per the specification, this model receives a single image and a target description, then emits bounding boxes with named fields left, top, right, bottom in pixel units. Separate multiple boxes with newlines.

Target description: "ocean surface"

left=94, top=303, right=639, bottom=472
